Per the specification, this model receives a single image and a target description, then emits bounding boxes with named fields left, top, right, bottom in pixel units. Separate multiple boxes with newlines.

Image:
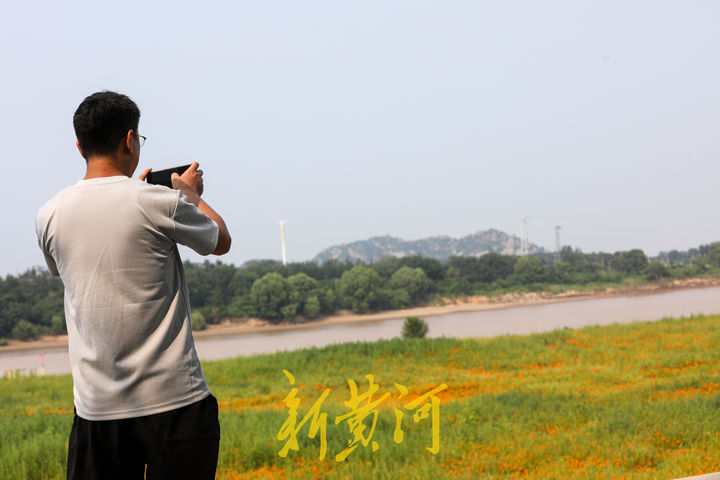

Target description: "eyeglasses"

left=137, top=134, right=147, bottom=147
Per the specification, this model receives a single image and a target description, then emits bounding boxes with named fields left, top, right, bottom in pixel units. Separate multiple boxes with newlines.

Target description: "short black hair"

left=73, top=91, right=140, bottom=159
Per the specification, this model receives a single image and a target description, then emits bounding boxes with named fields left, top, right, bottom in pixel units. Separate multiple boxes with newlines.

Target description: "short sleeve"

left=35, top=203, right=60, bottom=276
left=170, top=193, right=219, bottom=255
left=40, top=248, right=60, bottom=276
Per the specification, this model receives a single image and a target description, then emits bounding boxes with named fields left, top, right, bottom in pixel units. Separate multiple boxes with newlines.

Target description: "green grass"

left=3, top=315, right=720, bottom=479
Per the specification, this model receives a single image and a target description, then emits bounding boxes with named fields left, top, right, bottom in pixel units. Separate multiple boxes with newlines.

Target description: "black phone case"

left=145, top=164, right=192, bottom=188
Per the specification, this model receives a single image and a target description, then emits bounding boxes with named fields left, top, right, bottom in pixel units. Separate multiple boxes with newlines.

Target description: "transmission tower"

left=520, top=217, right=529, bottom=256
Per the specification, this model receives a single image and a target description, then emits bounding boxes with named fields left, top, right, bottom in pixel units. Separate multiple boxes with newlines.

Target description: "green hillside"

left=313, top=229, right=545, bottom=263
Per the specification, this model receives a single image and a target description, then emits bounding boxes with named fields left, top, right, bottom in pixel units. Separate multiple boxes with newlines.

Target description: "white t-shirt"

left=35, top=176, right=219, bottom=420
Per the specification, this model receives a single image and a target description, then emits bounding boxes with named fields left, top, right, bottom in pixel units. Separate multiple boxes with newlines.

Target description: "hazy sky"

left=2, top=1, right=720, bottom=275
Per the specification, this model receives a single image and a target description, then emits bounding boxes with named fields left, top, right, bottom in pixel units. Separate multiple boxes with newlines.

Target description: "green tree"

left=337, top=266, right=382, bottom=313
left=184, top=261, right=215, bottom=308
left=0, top=268, right=64, bottom=337
left=281, top=304, right=297, bottom=322
left=401, top=316, right=428, bottom=339
left=390, top=267, right=430, bottom=302
left=371, top=256, right=402, bottom=279
left=476, top=253, right=516, bottom=282
left=559, top=247, right=595, bottom=272
left=287, top=273, right=319, bottom=296
left=198, top=305, right=226, bottom=324
left=228, top=269, right=258, bottom=297
left=707, top=242, right=720, bottom=267
left=448, top=256, right=481, bottom=282
left=316, top=259, right=355, bottom=280
left=320, top=289, right=338, bottom=314
left=250, top=273, right=291, bottom=321
left=448, top=254, right=516, bottom=284
left=399, top=256, right=446, bottom=281
left=227, top=294, right=256, bottom=318
left=380, top=288, right=411, bottom=309
left=513, top=255, right=547, bottom=283
left=243, top=259, right=286, bottom=278
left=304, top=296, right=322, bottom=318
left=554, top=261, right=577, bottom=277
left=286, top=273, right=321, bottom=321
left=644, top=262, right=669, bottom=281
left=615, top=249, right=648, bottom=274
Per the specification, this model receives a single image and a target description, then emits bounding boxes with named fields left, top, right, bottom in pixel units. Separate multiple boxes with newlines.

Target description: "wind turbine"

left=278, top=220, right=287, bottom=266
left=555, top=225, right=562, bottom=254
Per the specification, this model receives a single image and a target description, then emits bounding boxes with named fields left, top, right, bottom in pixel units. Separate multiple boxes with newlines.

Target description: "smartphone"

left=145, top=164, right=191, bottom=189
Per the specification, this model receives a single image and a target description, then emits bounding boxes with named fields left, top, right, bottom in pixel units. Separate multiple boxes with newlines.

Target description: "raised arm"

left=171, top=162, right=232, bottom=255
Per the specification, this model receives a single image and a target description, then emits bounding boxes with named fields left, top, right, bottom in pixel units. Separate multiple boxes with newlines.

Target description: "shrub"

left=0, top=338, right=8, bottom=347
left=402, top=316, right=428, bottom=339
left=12, top=320, right=40, bottom=341
left=191, top=311, right=207, bottom=331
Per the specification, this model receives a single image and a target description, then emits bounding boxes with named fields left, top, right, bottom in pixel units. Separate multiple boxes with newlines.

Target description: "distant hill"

left=313, top=229, right=545, bottom=263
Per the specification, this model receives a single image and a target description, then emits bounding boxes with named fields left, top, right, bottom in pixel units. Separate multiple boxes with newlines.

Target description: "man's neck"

left=83, top=157, right=132, bottom=180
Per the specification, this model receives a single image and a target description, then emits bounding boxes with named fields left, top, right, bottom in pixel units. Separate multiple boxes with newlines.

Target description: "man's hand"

left=169, top=162, right=231, bottom=255
left=171, top=161, right=204, bottom=197
left=138, top=168, right=152, bottom=181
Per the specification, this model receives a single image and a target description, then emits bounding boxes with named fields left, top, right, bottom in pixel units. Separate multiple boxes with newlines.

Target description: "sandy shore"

left=4, top=276, right=720, bottom=354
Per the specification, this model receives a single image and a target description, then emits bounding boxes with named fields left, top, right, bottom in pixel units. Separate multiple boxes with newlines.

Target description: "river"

left=3, top=286, right=720, bottom=376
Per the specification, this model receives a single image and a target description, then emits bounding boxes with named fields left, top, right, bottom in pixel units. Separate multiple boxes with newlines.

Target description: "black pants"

left=67, top=394, right=220, bottom=480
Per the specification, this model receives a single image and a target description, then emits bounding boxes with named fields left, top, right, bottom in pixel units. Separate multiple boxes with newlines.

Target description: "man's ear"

left=76, top=140, right=86, bottom=159
left=123, top=130, right=134, bottom=153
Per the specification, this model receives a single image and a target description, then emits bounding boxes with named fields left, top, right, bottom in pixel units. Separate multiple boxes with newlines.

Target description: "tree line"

left=3, top=242, right=720, bottom=341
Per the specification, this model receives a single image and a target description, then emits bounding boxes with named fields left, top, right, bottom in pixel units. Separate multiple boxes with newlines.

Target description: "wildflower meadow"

left=3, top=314, right=720, bottom=479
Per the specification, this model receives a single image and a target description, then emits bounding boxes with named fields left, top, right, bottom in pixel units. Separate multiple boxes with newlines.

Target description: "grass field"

left=3, top=314, right=720, bottom=479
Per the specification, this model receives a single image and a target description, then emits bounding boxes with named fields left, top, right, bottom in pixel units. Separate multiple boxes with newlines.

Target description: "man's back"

left=39, top=90, right=230, bottom=480
left=36, top=175, right=218, bottom=420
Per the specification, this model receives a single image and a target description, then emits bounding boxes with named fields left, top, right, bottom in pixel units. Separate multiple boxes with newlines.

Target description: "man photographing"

left=35, top=91, right=231, bottom=480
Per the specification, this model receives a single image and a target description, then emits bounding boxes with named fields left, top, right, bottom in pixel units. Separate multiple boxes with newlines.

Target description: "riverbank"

left=195, top=274, right=720, bottom=338
left=4, top=275, right=720, bottom=353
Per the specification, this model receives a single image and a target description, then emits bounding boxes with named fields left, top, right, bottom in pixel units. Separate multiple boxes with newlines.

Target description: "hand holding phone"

left=145, top=164, right=192, bottom=189
left=171, top=162, right=204, bottom=197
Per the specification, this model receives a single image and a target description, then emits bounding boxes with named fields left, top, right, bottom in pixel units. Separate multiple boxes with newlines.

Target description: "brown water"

left=3, top=286, right=720, bottom=376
